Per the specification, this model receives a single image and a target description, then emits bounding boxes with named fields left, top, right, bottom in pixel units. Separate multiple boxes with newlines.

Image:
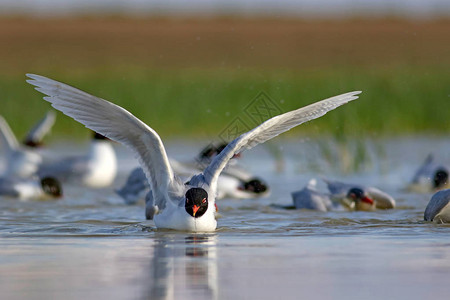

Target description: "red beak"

left=192, top=205, right=200, bottom=217
left=362, top=196, right=374, bottom=205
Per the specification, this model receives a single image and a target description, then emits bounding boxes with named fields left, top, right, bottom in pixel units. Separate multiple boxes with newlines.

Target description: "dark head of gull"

left=243, top=178, right=268, bottom=194
left=23, top=139, right=43, bottom=148
left=433, top=169, right=448, bottom=189
left=347, top=187, right=374, bottom=205
left=199, top=144, right=218, bottom=159
left=40, top=177, right=63, bottom=198
left=199, top=142, right=239, bottom=160
left=93, top=132, right=108, bottom=140
left=185, top=187, right=209, bottom=218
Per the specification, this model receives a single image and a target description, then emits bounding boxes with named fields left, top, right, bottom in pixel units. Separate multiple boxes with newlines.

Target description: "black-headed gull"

left=409, top=154, right=449, bottom=192
left=323, top=178, right=396, bottom=211
left=37, top=132, right=117, bottom=188
left=0, top=115, right=44, bottom=177
left=0, top=176, right=62, bottom=200
left=27, top=73, right=360, bottom=231
left=424, top=189, right=450, bottom=223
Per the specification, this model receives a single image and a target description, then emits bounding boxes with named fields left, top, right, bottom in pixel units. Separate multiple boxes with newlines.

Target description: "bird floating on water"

left=37, top=131, right=117, bottom=188
left=323, top=178, right=396, bottom=211
left=27, top=73, right=360, bottom=232
left=0, top=112, right=55, bottom=178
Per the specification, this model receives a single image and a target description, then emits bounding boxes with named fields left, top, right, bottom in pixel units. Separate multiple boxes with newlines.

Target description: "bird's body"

left=291, top=179, right=332, bottom=211
left=27, top=73, right=360, bottom=231
left=324, top=178, right=395, bottom=211
left=424, top=189, right=450, bottom=223
left=410, top=154, right=449, bottom=192
left=0, top=176, right=62, bottom=200
left=0, top=114, right=55, bottom=178
left=37, top=134, right=117, bottom=188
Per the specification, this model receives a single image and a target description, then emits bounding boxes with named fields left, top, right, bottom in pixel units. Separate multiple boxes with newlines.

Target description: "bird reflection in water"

left=147, top=233, right=218, bottom=300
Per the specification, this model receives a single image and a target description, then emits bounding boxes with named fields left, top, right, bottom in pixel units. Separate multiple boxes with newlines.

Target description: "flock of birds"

left=0, top=74, right=448, bottom=231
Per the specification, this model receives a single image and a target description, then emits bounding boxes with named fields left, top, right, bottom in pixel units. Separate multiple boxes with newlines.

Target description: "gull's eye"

left=202, top=198, right=207, bottom=204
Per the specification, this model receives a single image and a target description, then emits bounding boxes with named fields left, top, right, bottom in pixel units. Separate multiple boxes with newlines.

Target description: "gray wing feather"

left=38, top=156, right=87, bottom=181
left=204, top=91, right=361, bottom=191
left=116, top=167, right=150, bottom=204
left=0, top=178, right=20, bottom=197
left=424, top=190, right=450, bottom=221
left=292, top=189, right=329, bottom=212
left=26, top=74, right=177, bottom=208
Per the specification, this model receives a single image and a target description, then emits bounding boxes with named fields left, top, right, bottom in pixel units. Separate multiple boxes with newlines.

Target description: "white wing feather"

left=203, top=91, right=361, bottom=190
left=24, top=110, right=56, bottom=145
left=0, top=115, right=19, bottom=152
left=26, top=74, right=175, bottom=203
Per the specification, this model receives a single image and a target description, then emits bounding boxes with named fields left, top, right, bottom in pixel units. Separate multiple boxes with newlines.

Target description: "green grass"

left=1, top=65, right=449, bottom=141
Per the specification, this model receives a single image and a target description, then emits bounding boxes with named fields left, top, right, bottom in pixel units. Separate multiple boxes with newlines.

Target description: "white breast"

left=434, top=202, right=450, bottom=223
left=82, top=141, right=117, bottom=188
left=154, top=202, right=217, bottom=232
left=14, top=180, right=43, bottom=200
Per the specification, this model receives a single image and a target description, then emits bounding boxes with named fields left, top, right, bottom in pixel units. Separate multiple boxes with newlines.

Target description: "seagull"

left=291, top=179, right=335, bottom=212
left=27, top=73, right=360, bottom=231
left=424, top=189, right=450, bottom=223
left=0, top=115, right=43, bottom=177
left=0, top=176, right=62, bottom=200
left=323, top=178, right=395, bottom=211
left=36, top=131, right=117, bottom=188
left=409, top=154, right=449, bottom=192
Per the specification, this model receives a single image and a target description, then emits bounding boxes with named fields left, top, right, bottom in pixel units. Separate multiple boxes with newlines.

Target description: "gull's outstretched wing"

left=203, top=91, right=361, bottom=190
left=26, top=74, right=176, bottom=206
left=0, top=115, right=19, bottom=153
left=424, top=190, right=450, bottom=221
left=23, top=111, right=56, bottom=147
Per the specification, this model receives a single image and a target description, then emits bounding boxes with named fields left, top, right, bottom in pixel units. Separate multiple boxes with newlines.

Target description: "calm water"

left=0, top=137, right=449, bottom=300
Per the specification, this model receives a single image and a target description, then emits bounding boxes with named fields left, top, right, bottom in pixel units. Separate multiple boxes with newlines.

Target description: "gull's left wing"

left=203, top=91, right=361, bottom=191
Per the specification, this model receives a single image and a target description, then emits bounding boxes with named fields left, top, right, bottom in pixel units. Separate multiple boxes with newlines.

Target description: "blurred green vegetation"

left=1, top=65, right=449, bottom=140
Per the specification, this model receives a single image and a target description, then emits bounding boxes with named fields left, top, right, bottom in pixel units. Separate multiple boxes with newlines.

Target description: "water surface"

left=0, top=137, right=449, bottom=299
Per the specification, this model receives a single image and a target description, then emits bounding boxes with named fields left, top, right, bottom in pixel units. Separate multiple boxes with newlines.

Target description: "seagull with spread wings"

left=27, top=73, right=360, bottom=232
